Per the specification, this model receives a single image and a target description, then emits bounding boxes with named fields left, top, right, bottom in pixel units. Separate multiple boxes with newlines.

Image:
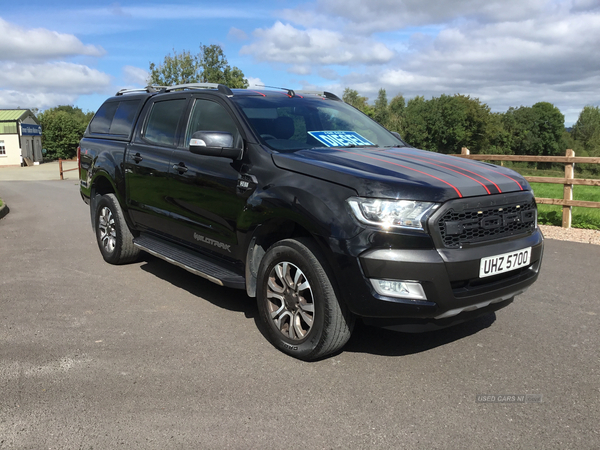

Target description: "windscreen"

left=231, top=95, right=406, bottom=152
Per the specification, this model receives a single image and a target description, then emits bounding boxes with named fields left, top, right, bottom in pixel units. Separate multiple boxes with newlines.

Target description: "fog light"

left=370, top=279, right=427, bottom=300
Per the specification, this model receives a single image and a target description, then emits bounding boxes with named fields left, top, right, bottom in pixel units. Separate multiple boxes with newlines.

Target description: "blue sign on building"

left=21, top=124, right=42, bottom=136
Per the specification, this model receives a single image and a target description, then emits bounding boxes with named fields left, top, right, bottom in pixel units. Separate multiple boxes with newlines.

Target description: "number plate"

left=479, top=247, right=531, bottom=278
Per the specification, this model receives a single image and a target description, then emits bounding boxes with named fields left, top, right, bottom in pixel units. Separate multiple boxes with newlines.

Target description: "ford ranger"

left=79, top=83, right=543, bottom=360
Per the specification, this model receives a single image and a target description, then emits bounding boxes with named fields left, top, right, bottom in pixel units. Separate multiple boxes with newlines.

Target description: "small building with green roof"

left=0, top=109, right=42, bottom=167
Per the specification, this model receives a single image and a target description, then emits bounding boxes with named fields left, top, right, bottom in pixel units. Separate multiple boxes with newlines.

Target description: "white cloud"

left=120, top=3, right=263, bottom=20
left=0, top=90, right=82, bottom=110
left=0, top=62, right=111, bottom=94
left=396, top=12, right=600, bottom=89
left=284, top=0, right=551, bottom=33
left=246, top=77, right=265, bottom=88
left=570, top=0, right=600, bottom=12
left=288, top=65, right=313, bottom=75
left=318, top=68, right=340, bottom=80
left=257, top=1, right=600, bottom=125
left=122, top=66, right=149, bottom=86
left=101, top=4, right=262, bottom=20
left=0, top=18, right=112, bottom=111
left=228, top=27, right=249, bottom=41
left=0, top=17, right=104, bottom=61
left=241, top=21, right=394, bottom=66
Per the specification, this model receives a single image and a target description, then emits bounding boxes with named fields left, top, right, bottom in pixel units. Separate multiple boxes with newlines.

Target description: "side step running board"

left=133, top=233, right=245, bottom=290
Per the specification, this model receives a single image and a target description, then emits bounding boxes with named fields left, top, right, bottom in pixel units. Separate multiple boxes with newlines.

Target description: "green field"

left=498, top=162, right=600, bottom=229
left=528, top=182, right=600, bottom=229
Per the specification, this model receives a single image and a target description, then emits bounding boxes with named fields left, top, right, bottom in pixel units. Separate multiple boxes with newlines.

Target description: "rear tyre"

left=257, top=238, right=354, bottom=361
left=94, top=193, right=139, bottom=264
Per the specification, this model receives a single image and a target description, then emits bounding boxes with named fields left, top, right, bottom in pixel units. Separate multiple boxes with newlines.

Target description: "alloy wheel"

left=98, top=206, right=117, bottom=254
left=266, top=261, right=315, bottom=340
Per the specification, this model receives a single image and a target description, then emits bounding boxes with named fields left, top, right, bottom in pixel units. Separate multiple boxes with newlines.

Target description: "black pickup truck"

left=79, top=83, right=543, bottom=360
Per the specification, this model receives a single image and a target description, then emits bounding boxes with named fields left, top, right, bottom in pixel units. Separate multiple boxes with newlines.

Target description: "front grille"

left=435, top=197, right=537, bottom=248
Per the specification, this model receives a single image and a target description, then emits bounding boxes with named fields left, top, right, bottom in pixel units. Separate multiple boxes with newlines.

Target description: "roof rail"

left=296, top=90, right=342, bottom=101
left=163, top=83, right=233, bottom=96
left=256, top=85, right=296, bottom=97
left=116, top=86, right=166, bottom=96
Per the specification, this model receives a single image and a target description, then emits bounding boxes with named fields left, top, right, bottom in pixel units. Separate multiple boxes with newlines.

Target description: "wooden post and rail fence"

left=58, top=158, right=78, bottom=181
left=454, top=148, right=600, bottom=228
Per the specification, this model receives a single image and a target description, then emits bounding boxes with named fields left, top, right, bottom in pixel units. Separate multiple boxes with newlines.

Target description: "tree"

left=342, top=88, right=369, bottom=110
left=401, top=94, right=493, bottom=153
left=38, top=106, right=91, bottom=160
left=199, top=45, right=248, bottom=88
left=531, top=102, right=564, bottom=156
left=148, top=45, right=248, bottom=88
left=572, top=106, right=600, bottom=155
left=560, top=129, right=584, bottom=156
left=425, top=95, right=491, bottom=153
left=452, top=95, right=493, bottom=153
left=149, top=49, right=200, bottom=86
left=52, top=105, right=94, bottom=124
left=338, top=87, right=571, bottom=156
left=387, top=94, right=406, bottom=135
left=502, top=106, right=535, bottom=155
left=503, top=103, right=564, bottom=156
left=402, top=96, right=431, bottom=150
left=485, top=113, right=513, bottom=155
left=373, top=88, right=389, bottom=127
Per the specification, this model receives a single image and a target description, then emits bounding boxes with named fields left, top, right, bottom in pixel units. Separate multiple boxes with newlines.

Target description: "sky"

left=1, top=0, right=599, bottom=126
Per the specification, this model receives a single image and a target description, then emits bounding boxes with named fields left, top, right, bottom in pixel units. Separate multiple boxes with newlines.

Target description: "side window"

left=277, top=108, right=307, bottom=142
left=185, top=99, right=240, bottom=146
left=109, top=100, right=140, bottom=136
left=144, top=99, right=186, bottom=146
left=89, top=101, right=119, bottom=134
left=245, top=107, right=306, bottom=145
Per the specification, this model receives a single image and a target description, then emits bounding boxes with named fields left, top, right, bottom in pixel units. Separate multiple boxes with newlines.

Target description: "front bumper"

left=336, top=228, right=543, bottom=325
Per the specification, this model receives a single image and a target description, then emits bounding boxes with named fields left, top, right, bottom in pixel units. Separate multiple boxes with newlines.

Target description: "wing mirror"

left=189, top=131, right=242, bottom=159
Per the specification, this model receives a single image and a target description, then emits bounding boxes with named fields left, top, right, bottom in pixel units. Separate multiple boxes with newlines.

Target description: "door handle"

left=132, top=153, right=143, bottom=163
left=173, top=163, right=188, bottom=174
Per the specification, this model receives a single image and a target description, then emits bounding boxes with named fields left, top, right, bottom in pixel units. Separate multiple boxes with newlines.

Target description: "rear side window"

left=109, top=101, right=140, bottom=135
left=144, top=99, right=187, bottom=146
left=89, top=102, right=119, bottom=134
left=89, top=99, right=141, bottom=136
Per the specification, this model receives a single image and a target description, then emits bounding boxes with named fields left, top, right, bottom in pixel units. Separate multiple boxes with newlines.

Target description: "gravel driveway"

left=539, top=224, right=600, bottom=245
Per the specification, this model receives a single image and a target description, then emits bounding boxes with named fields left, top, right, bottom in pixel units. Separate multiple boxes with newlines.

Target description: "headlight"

left=347, top=197, right=439, bottom=231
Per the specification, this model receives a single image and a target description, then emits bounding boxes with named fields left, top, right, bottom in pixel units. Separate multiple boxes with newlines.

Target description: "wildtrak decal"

left=194, top=233, right=231, bottom=252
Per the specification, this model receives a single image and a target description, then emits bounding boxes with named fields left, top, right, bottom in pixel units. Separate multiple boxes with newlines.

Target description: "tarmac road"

left=0, top=179, right=599, bottom=449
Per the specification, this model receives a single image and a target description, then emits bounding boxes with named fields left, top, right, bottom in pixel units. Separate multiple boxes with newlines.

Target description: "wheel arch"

left=89, top=172, right=132, bottom=232
left=245, top=218, right=329, bottom=298
left=94, top=192, right=140, bottom=265
left=241, top=182, right=359, bottom=299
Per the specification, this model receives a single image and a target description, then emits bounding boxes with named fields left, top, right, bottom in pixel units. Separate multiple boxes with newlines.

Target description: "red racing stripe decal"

left=451, top=157, right=524, bottom=191
left=386, top=152, right=501, bottom=194
left=337, top=149, right=463, bottom=198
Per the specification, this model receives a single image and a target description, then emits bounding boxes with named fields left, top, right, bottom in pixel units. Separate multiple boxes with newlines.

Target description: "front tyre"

left=257, top=238, right=354, bottom=361
left=94, top=193, right=139, bottom=265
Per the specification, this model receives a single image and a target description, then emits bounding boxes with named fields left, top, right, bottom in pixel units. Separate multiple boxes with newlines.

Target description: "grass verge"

left=528, top=182, right=600, bottom=230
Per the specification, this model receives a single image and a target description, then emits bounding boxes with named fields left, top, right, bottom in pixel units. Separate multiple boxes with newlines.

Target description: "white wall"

left=0, top=134, right=22, bottom=166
